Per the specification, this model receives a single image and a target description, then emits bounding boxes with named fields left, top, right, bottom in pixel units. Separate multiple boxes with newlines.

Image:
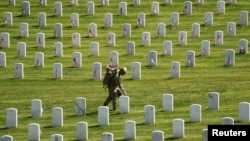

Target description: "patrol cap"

left=119, top=67, right=127, bottom=75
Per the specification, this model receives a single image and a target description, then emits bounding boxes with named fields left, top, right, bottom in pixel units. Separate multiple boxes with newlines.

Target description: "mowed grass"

left=0, top=0, right=250, bottom=140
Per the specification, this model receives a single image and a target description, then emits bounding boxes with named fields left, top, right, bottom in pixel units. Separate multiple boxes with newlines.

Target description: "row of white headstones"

left=4, top=0, right=248, bottom=35
left=3, top=2, right=249, bottom=35
left=6, top=0, right=238, bottom=16
left=8, top=0, right=236, bottom=7
left=0, top=40, right=248, bottom=80
left=1, top=19, right=248, bottom=47
left=2, top=92, right=250, bottom=140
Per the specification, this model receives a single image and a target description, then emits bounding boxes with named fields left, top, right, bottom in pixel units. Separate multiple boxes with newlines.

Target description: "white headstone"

left=171, top=61, right=180, bottom=78
left=163, top=94, right=174, bottom=112
left=70, top=13, right=79, bottom=27
left=196, top=0, right=204, bottom=5
left=214, top=30, right=223, bottom=46
left=36, top=32, right=45, bottom=48
left=122, top=23, right=131, bottom=38
left=124, top=120, right=136, bottom=140
left=75, top=97, right=86, bottom=116
left=53, top=63, right=63, bottom=79
left=88, top=23, right=97, bottom=37
left=102, top=132, right=113, bottom=141
left=119, top=95, right=129, bottom=114
left=192, top=23, right=200, bottom=37
left=35, top=52, right=44, bottom=68
left=22, top=1, right=30, bottom=17
left=183, top=1, right=192, bottom=15
left=225, top=49, right=235, bottom=66
left=92, top=62, right=102, bottom=80
left=104, top=13, right=113, bottom=28
left=70, top=0, right=78, bottom=6
left=28, top=123, right=41, bottom=141
left=14, top=63, right=24, bottom=79
left=137, top=13, right=145, bottom=27
left=0, top=32, right=10, bottom=48
left=39, top=0, right=47, bottom=6
left=152, top=130, right=164, bottom=141
left=227, top=22, right=236, bottom=36
left=133, top=0, right=140, bottom=6
left=8, top=0, right=15, bottom=6
left=72, top=33, right=81, bottom=47
left=239, top=102, right=250, bottom=122
left=171, top=12, right=179, bottom=27
left=190, top=104, right=201, bottom=122
left=164, top=0, right=172, bottom=5
left=0, top=135, right=13, bottom=141
left=238, top=39, right=248, bottom=54
left=201, top=40, right=210, bottom=56
left=163, top=41, right=172, bottom=56
left=54, top=42, right=63, bottom=57
left=173, top=119, right=185, bottom=138
left=76, top=122, right=88, bottom=140
left=126, top=41, right=135, bottom=55
left=109, top=51, right=119, bottom=67
left=151, top=2, right=159, bottom=15
left=142, top=32, right=150, bottom=46
left=52, top=107, right=63, bottom=127
left=98, top=106, right=109, bottom=126
left=38, top=12, right=46, bottom=27
left=6, top=108, right=17, bottom=128
left=204, top=12, right=213, bottom=26
left=31, top=99, right=43, bottom=118
left=148, top=51, right=157, bottom=67
left=107, top=33, right=116, bottom=47
left=119, top=2, right=127, bottom=16
left=72, top=52, right=82, bottom=68
left=86, top=2, right=95, bottom=16
left=217, top=1, right=225, bottom=14
left=0, top=52, right=6, bottom=68
left=208, top=92, right=219, bottom=110
left=90, top=42, right=99, bottom=56
left=222, top=117, right=234, bottom=125
left=19, top=22, right=28, bottom=38
left=144, top=105, right=155, bottom=124
left=54, top=23, right=63, bottom=38
left=51, top=134, right=63, bottom=141
left=131, top=62, right=141, bottom=80
left=178, top=31, right=187, bottom=46
left=101, top=0, right=109, bottom=6
left=157, top=23, right=166, bottom=37
left=240, top=11, right=248, bottom=26
left=54, top=2, right=62, bottom=16
left=202, top=129, right=208, bottom=141
left=186, top=50, right=195, bottom=67
left=3, top=12, right=13, bottom=26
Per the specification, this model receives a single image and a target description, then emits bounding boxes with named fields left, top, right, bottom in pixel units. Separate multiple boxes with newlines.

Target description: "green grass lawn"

left=0, top=0, right=250, bottom=140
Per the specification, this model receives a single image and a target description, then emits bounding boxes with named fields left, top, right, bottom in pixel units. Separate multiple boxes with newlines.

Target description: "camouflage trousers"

left=103, top=91, right=118, bottom=111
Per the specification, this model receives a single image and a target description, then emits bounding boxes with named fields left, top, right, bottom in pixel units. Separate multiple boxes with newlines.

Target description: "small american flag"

left=216, top=34, right=221, bottom=44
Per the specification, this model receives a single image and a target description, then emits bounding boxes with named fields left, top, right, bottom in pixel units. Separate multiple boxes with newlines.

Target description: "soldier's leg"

left=112, top=93, right=118, bottom=110
left=103, top=94, right=112, bottom=106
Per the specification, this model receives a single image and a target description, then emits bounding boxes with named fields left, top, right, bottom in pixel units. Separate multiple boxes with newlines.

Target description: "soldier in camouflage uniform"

left=103, top=66, right=127, bottom=111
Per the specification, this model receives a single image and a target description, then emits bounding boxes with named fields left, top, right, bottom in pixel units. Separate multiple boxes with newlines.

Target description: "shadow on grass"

left=136, top=122, right=147, bottom=126
left=43, top=125, right=53, bottom=128
left=15, top=14, right=23, bottom=18
left=165, top=137, right=178, bottom=140
left=115, top=139, right=128, bottom=141
left=0, top=127, right=8, bottom=130
left=89, top=125, right=101, bottom=129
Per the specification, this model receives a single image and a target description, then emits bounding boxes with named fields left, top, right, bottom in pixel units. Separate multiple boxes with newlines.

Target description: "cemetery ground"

left=0, top=0, right=250, bottom=140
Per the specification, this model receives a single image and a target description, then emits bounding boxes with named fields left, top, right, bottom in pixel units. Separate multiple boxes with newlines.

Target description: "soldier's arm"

left=118, top=83, right=127, bottom=95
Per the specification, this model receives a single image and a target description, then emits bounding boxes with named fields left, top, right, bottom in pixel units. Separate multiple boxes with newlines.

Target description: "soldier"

left=103, top=66, right=127, bottom=111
